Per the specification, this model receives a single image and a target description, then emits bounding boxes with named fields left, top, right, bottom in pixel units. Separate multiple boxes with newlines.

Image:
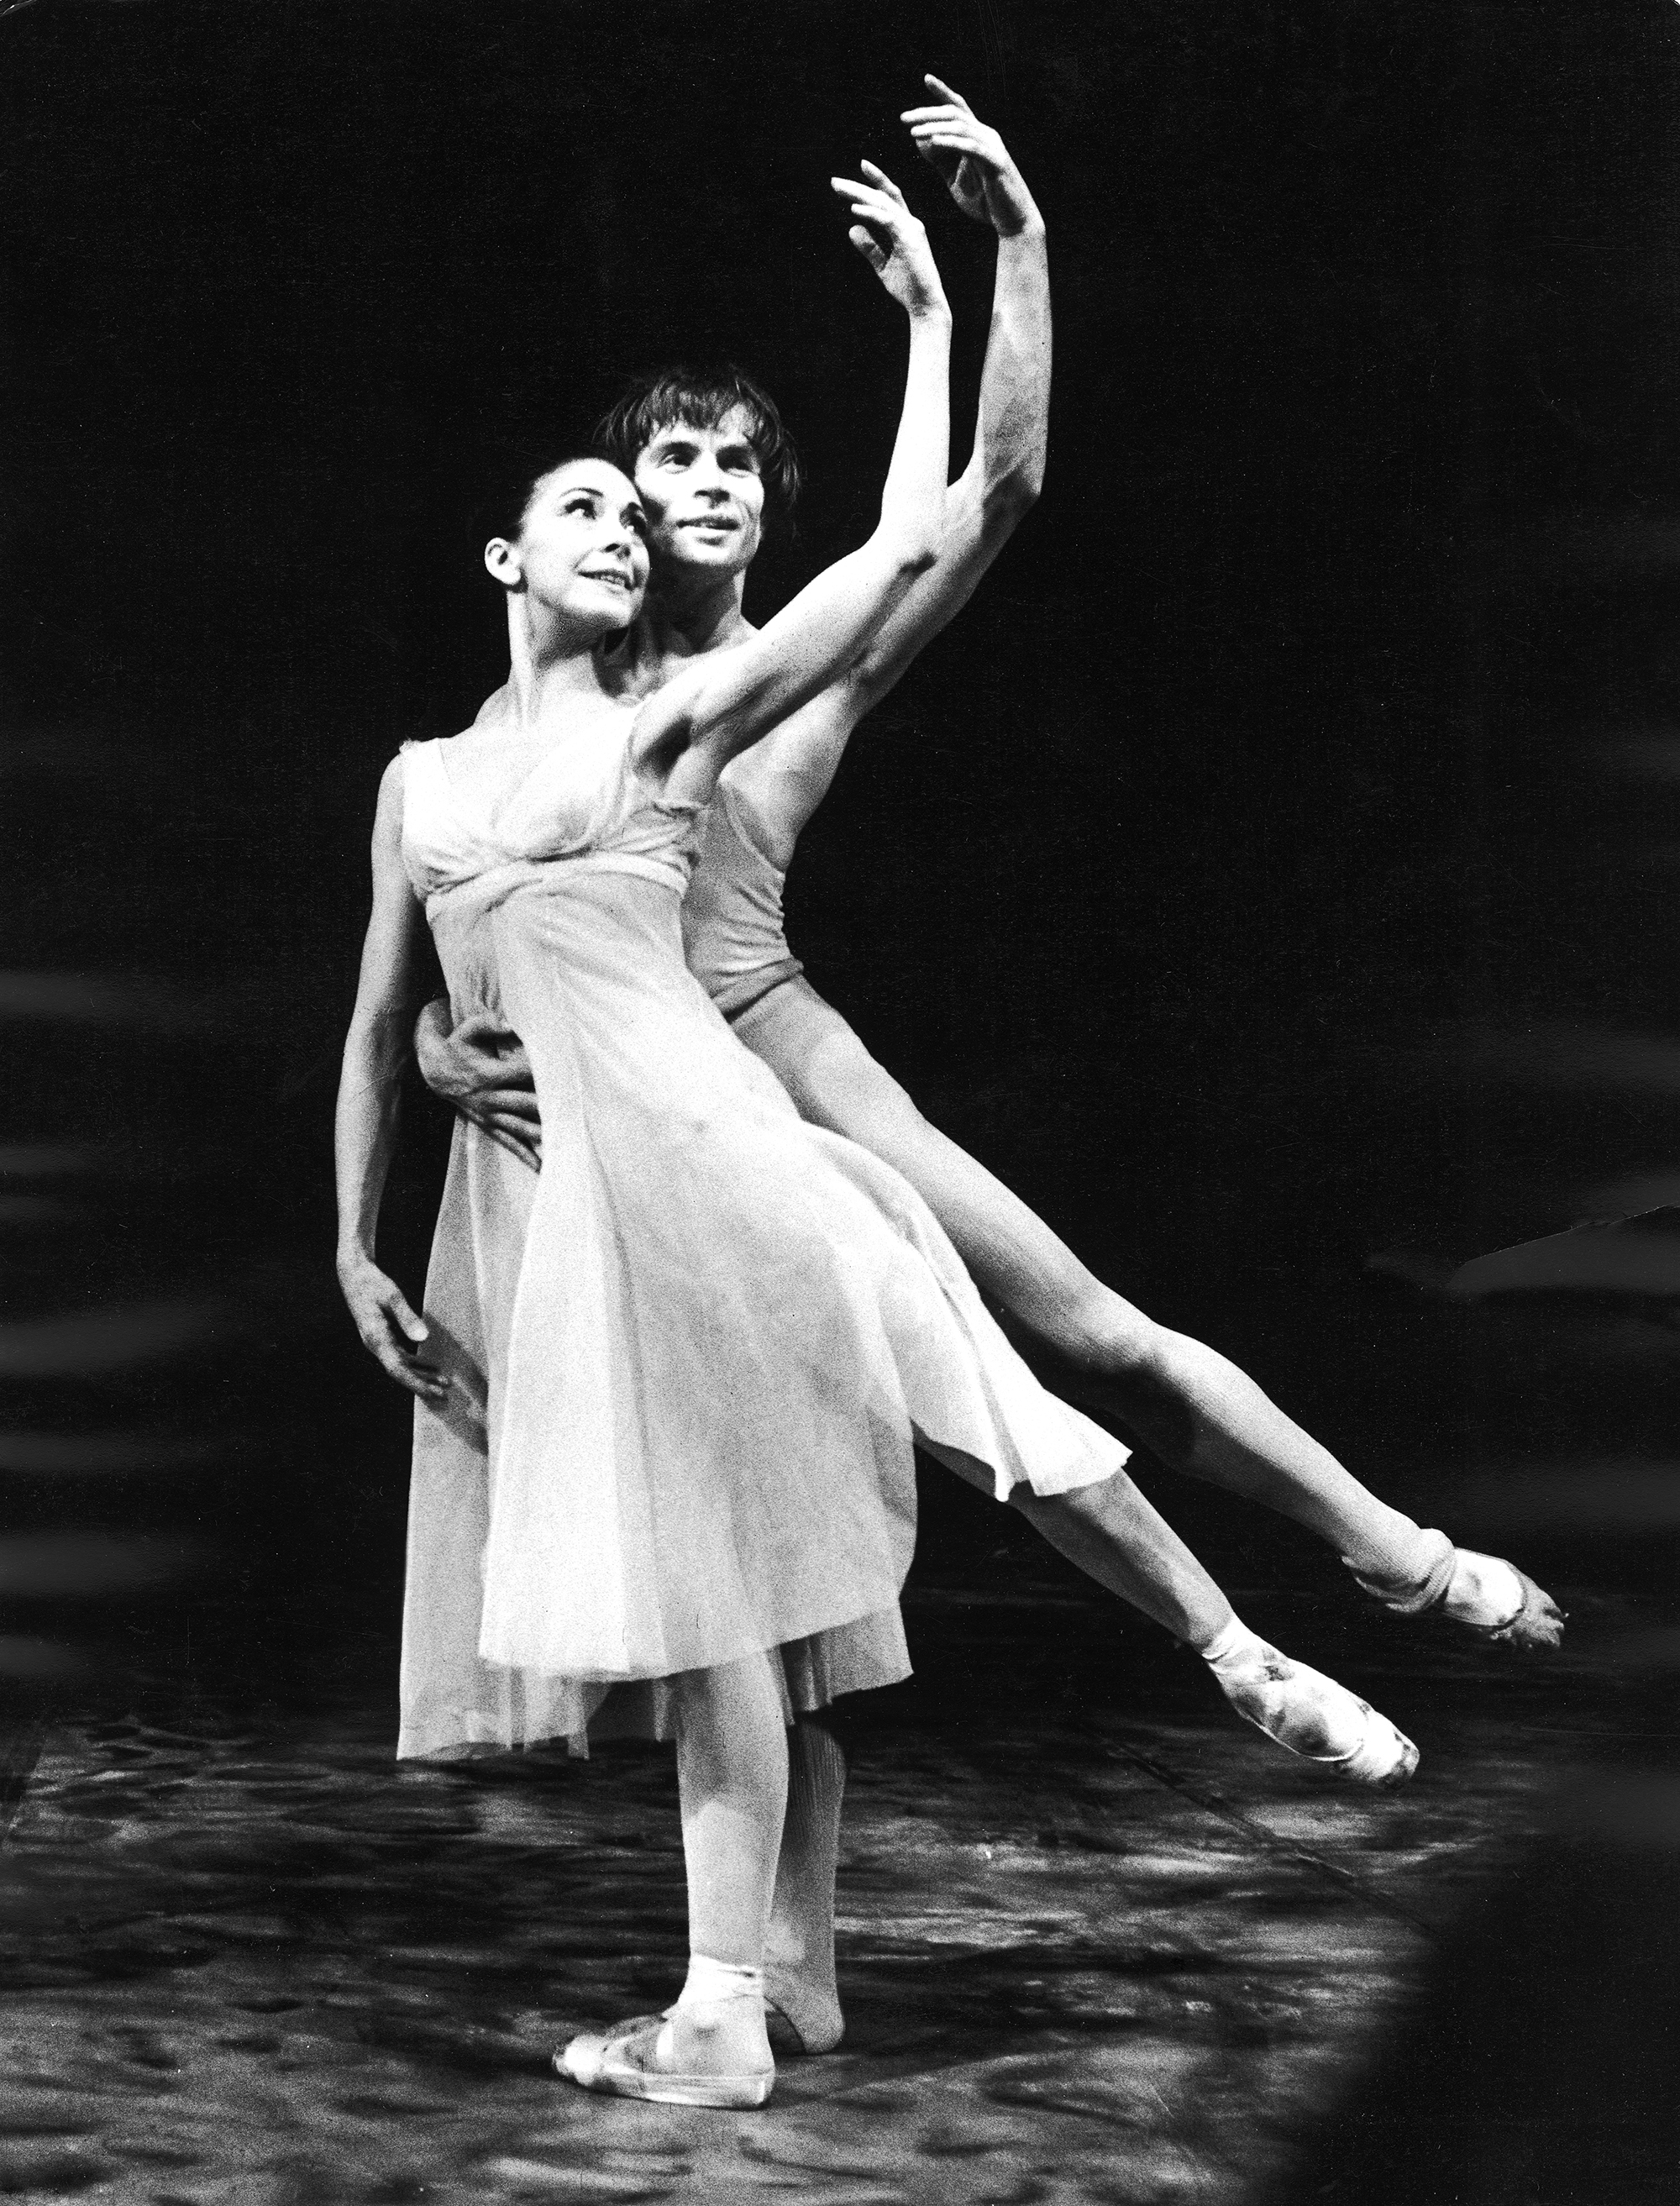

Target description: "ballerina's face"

left=489, top=461, right=651, bottom=630
left=631, top=409, right=765, bottom=581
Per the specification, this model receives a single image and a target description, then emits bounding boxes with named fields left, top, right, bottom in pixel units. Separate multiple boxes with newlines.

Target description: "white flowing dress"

left=396, top=717, right=1126, bottom=1758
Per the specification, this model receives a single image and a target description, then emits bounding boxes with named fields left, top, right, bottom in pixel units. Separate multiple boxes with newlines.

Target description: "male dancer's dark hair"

left=596, top=365, right=802, bottom=523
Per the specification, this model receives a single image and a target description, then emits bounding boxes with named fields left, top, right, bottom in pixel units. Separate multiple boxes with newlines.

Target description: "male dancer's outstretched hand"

left=413, top=999, right=542, bottom=1171
left=902, top=75, right=1043, bottom=239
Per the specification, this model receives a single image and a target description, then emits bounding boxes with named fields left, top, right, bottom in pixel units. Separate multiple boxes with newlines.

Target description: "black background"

left=4, top=0, right=1680, bottom=1624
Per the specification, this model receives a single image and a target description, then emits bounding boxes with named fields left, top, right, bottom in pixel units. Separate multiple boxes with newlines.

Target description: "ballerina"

left=405, top=85, right=1448, bottom=2062
left=423, top=81, right=1561, bottom=1670
left=337, top=160, right=1191, bottom=2111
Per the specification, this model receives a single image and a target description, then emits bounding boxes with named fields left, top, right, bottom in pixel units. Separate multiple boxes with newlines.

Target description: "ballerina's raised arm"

left=630, top=161, right=952, bottom=806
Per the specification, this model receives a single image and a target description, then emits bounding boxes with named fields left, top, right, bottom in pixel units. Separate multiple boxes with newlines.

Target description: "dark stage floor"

left=1, top=1521, right=1674, bottom=2206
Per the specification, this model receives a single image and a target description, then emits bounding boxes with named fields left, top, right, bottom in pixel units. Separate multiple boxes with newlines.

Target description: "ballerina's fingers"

left=829, top=175, right=917, bottom=241
left=856, top=157, right=911, bottom=206
left=830, top=168, right=942, bottom=307
left=351, top=1285, right=449, bottom=1400
left=829, top=174, right=899, bottom=217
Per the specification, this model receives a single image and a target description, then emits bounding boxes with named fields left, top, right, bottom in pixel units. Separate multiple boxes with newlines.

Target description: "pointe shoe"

left=1218, top=1647, right=1420, bottom=1787
left=763, top=1967, right=844, bottom=2056
left=556, top=2012, right=774, bottom=2110
left=1350, top=1535, right=1566, bottom=1652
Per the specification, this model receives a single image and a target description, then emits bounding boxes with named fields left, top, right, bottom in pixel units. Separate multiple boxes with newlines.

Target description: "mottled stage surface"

left=2, top=1547, right=1672, bottom=2206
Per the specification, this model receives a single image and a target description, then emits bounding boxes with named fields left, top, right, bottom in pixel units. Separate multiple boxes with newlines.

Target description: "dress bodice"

left=400, top=719, right=701, bottom=911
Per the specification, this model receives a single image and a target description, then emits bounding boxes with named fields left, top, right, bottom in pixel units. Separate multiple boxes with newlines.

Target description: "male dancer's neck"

left=642, top=561, right=757, bottom=664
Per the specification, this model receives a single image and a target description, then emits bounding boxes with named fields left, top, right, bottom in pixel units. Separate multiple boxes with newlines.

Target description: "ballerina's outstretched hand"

left=830, top=159, right=948, bottom=314
left=630, top=164, right=950, bottom=801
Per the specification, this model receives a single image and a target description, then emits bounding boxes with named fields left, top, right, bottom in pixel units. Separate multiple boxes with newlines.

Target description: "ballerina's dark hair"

left=468, top=448, right=633, bottom=554
left=593, top=365, right=801, bottom=527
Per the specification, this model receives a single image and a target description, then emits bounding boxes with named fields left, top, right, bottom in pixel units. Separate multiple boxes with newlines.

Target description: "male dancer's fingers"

left=481, top=1115, right=541, bottom=1170
left=473, top=1117, right=529, bottom=1162
left=452, top=1010, right=519, bottom=1064
left=478, top=1094, right=535, bottom=1129
left=911, top=129, right=984, bottom=164
left=469, top=1086, right=541, bottom=1123
left=921, top=71, right=976, bottom=114
left=911, top=121, right=1005, bottom=170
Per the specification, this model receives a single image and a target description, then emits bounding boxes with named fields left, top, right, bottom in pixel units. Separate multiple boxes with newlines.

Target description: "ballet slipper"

left=1462, top=1562, right=1567, bottom=1649
left=1211, top=1642, right=1420, bottom=1787
left=555, top=2009, right=774, bottom=2110
left=1348, top=1534, right=1566, bottom=1651
left=763, top=1967, right=844, bottom=2056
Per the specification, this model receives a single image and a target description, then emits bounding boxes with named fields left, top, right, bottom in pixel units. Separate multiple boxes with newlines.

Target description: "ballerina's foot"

left=556, top=2004, right=775, bottom=2110
left=1217, top=1647, right=1420, bottom=1787
left=1352, top=1535, right=1566, bottom=1652
left=764, top=1964, right=844, bottom=2056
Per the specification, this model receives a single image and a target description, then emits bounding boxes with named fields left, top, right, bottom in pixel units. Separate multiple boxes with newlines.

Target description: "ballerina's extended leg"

left=1198, top=1617, right=1418, bottom=1783
left=1011, top=1474, right=1419, bottom=1785
left=756, top=1019, right=1564, bottom=1653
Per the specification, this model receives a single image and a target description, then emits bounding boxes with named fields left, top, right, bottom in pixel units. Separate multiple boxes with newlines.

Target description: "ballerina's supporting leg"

left=760, top=1011, right=1559, bottom=1647
left=559, top=1652, right=786, bottom=2107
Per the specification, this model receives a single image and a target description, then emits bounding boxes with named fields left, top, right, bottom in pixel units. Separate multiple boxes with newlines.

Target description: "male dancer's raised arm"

left=730, top=77, right=1051, bottom=843
left=415, top=81, right=1562, bottom=1720
left=415, top=81, right=1044, bottom=1162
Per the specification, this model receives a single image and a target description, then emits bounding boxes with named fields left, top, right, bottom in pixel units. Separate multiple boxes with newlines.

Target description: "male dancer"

left=416, top=81, right=1559, bottom=2049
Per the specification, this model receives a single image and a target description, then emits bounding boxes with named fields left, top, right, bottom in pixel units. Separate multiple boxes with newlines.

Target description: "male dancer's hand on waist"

left=414, top=999, right=543, bottom=1170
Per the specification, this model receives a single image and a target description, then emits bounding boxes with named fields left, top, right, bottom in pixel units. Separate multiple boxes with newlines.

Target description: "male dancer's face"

left=630, top=408, right=765, bottom=591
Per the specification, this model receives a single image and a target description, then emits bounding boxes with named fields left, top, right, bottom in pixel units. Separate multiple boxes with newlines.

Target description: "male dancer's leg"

left=732, top=976, right=1562, bottom=1647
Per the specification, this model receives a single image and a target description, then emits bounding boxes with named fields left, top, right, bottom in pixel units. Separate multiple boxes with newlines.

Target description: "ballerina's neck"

left=503, top=611, right=628, bottom=728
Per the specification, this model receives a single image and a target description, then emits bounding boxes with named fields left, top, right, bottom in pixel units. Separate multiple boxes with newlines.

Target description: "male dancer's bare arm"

left=728, top=81, right=1051, bottom=843
left=411, top=1006, right=543, bottom=1169
left=413, top=154, right=954, bottom=1158
left=412, top=87, right=1044, bottom=1152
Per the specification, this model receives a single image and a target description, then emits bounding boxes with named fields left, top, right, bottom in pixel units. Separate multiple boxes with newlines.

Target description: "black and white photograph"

left=2, top=3, right=1677, bottom=2198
